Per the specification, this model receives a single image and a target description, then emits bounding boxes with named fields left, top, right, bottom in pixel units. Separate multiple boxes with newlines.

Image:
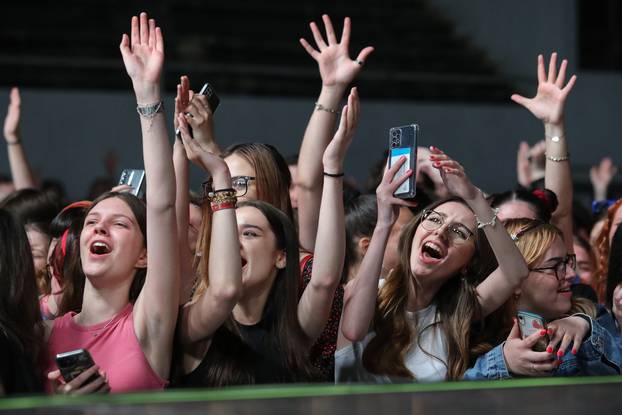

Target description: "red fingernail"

left=546, top=346, right=553, bottom=354
left=540, top=329, right=547, bottom=336
left=557, top=350, right=564, bottom=357
left=434, top=162, right=441, bottom=167
left=547, top=328, right=554, bottom=335
left=571, top=348, right=577, bottom=355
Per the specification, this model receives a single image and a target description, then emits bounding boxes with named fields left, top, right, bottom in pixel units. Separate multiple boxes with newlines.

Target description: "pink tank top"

left=46, top=303, right=167, bottom=393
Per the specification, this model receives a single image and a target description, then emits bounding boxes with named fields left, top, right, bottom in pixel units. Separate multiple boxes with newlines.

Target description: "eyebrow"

left=541, top=256, right=565, bottom=265
left=86, top=212, right=134, bottom=223
left=239, top=224, right=263, bottom=231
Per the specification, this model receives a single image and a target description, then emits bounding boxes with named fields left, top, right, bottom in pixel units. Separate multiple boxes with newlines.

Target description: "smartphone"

left=175, top=82, right=220, bottom=138
left=388, top=124, right=418, bottom=198
left=118, top=169, right=146, bottom=199
left=517, top=310, right=549, bottom=352
left=56, top=349, right=97, bottom=383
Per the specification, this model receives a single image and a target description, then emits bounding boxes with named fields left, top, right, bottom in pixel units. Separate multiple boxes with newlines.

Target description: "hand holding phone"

left=517, top=310, right=549, bottom=352
left=118, top=169, right=146, bottom=199
left=388, top=124, right=418, bottom=199
left=53, top=349, right=109, bottom=394
left=175, top=82, right=219, bottom=138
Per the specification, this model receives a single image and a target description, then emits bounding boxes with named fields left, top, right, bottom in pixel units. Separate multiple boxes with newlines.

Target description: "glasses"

left=202, top=175, right=256, bottom=199
left=530, top=254, right=577, bottom=281
left=421, top=209, right=475, bottom=245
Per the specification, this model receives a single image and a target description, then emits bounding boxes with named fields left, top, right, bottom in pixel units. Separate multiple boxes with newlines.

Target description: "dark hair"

left=606, top=224, right=622, bottom=309
left=0, top=208, right=44, bottom=385
left=0, top=188, right=59, bottom=235
left=80, top=192, right=147, bottom=302
left=488, top=188, right=558, bottom=222
left=222, top=143, right=293, bottom=221
left=343, top=195, right=378, bottom=282
left=235, top=200, right=315, bottom=380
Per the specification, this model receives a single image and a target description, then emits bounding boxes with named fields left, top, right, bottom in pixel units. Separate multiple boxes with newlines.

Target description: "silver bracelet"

left=314, top=102, right=340, bottom=115
left=136, top=101, right=163, bottom=118
left=545, top=153, right=570, bottom=162
left=476, top=208, right=499, bottom=230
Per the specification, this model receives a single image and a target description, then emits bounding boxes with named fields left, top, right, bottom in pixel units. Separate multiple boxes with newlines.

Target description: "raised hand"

left=429, top=146, right=478, bottom=201
left=516, top=141, right=531, bottom=188
left=503, top=319, right=556, bottom=376
left=174, top=76, right=219, bottom=154
left=3, top=87, right=20, bottom=142
left=177, top=113, right=229, bottom=187
left=546, top=315, right=590, bottom=358
left=590, top=157, right=618, bottom=200
left=119, top=12, right=164, bottom=102
left=511, top=53, right=577, bottom=126
left=300, top=15, right=374, bottom=89
left=322, top=87, right=359, bottom=173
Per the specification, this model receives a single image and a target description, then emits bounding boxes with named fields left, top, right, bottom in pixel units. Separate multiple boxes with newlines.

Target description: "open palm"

left=511, top=53, right=576, bottom=125
left=120, top=13, right=164, bottom=89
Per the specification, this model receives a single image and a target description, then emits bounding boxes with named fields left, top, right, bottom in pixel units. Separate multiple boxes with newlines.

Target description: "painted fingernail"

left=434, top=162, right=441, bottom=167
left=557, top=350, right=564, bottom=357
left=547, top=328, right=554, bottom=335
left=540, top=329, right=547, bottom=336
left=546, top=346, right=553, bottom=354
left=571, top=348, right=577, bottom=355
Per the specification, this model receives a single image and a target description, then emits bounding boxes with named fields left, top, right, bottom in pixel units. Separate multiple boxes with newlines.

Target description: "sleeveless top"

left=46, top=303, right=167, bottom=393
left=299, top=254, right=344, bottom=381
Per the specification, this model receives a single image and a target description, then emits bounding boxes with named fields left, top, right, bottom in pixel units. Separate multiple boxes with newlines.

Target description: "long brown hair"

left=362, top=197, right=496, bottom=380
left=190, top=200, right=315, bottom=384
left=221, top=143, right=293, bottom=221
left=595, top=198, right=622, bottom=302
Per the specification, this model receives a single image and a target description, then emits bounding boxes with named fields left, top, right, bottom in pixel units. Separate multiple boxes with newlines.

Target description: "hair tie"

left=60, top=228, right=70, bottom=257
left=60, top=200, right=92, bottom=214
left=532, top=188, right=558, bottom=213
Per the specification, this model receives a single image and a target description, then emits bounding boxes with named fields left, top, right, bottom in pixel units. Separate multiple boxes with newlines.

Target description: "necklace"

left=91, top=314, right=117, bottom=338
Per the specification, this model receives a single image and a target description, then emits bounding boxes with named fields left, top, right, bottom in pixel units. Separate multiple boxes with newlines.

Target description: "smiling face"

left=236, top=206, right=285, bottom=291
left=224, top=153, right=258, bottom=202
left=409, top=201, right=477, bottom=290
left=80, top=197, right=146, bottom=285
left=517, top=236, right=573, bottom=319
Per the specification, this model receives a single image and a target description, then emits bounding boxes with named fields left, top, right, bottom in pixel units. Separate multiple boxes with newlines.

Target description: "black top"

left=0, top=327, right=43, bottom=395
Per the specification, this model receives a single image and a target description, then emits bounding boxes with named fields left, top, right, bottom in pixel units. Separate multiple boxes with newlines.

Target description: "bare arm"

left=297, top=15, right=373, bottom=252
left=177, top=115, right=242, bottom=345
left=3, top=88, right=36, bottom=189
left=341, top=159, right=414, bottom=341
left=297, top=94, right=356, bottom=341
left=511, top=53, right=577, bottom=252
left=429, top=147, right=529, bottom=317
left=119, top=13, right=180, bottom=379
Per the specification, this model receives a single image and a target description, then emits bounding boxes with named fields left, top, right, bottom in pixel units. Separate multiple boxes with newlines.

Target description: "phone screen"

left=390, top=147, right=412, bottom=194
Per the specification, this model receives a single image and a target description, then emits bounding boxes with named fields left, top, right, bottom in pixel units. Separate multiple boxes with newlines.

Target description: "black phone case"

left=388, top=124, right=418, bottom=199
left=56, top=349, right=96, bottom=383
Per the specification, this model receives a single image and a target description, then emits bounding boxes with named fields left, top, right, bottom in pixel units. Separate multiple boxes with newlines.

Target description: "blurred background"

left=0, top=0, right=620, bottom=201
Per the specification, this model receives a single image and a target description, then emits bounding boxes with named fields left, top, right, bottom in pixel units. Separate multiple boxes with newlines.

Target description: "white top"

left=334, top=303, right=448, bottom=383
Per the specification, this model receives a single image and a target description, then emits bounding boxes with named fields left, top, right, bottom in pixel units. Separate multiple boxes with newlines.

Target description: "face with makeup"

left=236, top=206, right=285, bottom=291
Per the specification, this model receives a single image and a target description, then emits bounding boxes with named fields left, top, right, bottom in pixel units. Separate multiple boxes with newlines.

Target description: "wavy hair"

left=362, top=197, right=496, bottom=380
left=595, top=198, right=622, bottom=303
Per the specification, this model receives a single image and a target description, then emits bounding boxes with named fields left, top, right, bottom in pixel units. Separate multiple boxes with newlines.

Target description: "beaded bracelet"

left=545, top=153, right=570, bottom=162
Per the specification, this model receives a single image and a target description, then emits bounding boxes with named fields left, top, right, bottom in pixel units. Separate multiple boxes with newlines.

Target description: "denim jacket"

left=463, top=311, right=622, bottom=380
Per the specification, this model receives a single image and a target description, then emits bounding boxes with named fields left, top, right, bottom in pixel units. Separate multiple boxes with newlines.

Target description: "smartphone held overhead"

left=175, top=82, right=220, bottom=138
left=118, top=169, right=146, bottom=199
left=388, top=124, right=418, bottom=199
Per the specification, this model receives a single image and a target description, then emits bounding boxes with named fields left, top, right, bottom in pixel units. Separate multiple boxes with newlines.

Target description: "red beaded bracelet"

left=211, top=201, right=236, bottom=212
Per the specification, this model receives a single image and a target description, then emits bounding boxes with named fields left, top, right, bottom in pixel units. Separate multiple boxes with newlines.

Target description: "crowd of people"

left=1, top=12, right=622, bottom=396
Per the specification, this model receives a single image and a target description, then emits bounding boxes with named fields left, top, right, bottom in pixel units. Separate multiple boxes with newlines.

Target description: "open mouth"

left=421, top=241, right=445, bottom=261
left=557, top=287, right=571, bottom=294
left=90, top=241, right=111, bottom=256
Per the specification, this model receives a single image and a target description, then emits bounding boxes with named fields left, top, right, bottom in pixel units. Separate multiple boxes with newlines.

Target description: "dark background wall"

left=0, top=0, right=619, bottom=200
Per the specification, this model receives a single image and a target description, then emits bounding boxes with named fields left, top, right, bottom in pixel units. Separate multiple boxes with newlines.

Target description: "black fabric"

left=0, top=327, right=43, bottom=395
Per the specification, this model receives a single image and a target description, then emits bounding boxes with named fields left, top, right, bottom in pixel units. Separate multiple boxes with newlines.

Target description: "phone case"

left=517, top=310, right=549, bottom=352
left=56, top=349, right=96, bottom=383
left=388, top=124, right=418, bottom=199
left=118, top=169, right=146, bottom=199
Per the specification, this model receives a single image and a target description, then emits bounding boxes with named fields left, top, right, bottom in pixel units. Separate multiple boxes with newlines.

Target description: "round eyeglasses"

left=421, top=209, right=475, bottom=245
left=530, top=254, right=577, bottom=281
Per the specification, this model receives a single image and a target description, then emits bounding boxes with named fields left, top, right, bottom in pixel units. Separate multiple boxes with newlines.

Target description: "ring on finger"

left=184, top=112, right=194, bottom=118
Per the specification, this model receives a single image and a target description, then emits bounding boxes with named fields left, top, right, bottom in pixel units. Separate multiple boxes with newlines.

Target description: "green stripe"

left=2, top=376, right=622, bottom=410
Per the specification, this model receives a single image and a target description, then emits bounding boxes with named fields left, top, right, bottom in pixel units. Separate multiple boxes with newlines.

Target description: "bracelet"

left=546, top=135, right=565, bottom=143
left=210, top=193, right=237, bottom=204
left=314, top=102, right=340, bottom=115
left=211, top=201, right=237, bottom=212
left=323, top=171, right=344, bottom=178
left=136, top=101, right=163, bottom=118
left=545, top=153, right=570, bottom=162
left=211, top=188, right=235, bottom=195
left=6, top=140, right=20, bottom=145
left=476, top=208, right=499, bottom=230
